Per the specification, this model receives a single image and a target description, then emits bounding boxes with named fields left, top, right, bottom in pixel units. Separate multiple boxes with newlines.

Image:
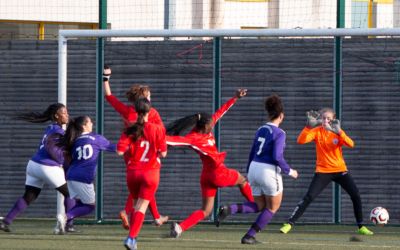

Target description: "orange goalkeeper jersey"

left=297, top=126, right=354, bottom=173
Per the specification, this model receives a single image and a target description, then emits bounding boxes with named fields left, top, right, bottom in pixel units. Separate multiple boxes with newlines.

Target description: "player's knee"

left=23, top=186, right=41, bottom=205
left=56, top=183, right=70, bottom=198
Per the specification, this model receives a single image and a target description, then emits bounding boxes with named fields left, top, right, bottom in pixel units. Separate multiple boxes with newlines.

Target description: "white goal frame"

left=58, top=28, right=400, bottom=103
left=57, top=27, right=400, bottom=222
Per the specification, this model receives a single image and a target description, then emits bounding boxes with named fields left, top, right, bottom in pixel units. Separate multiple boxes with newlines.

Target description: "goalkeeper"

left=279, top=108, right=373, bottom=236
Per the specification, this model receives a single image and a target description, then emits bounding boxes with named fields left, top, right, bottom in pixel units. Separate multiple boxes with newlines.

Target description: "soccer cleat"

left=170, top=222, right=182, bottom=238
left=66, top=224, right=80, bottom=233
left=216, top=205, right=230, bottom=227
left=119, top=210, right=130, bottom=230
left=0, top=221, right=11, bottom=233
left=154, top=215, right=169, bottom=227
left=357, top=226, right=373, bottom=235
left=241, top=235, right=261, bottom=244
left=124, top=237, right=137, bottom=250
left=280, top=223, right=292, bottom=234
left=55, top=214, right=67, bottom=235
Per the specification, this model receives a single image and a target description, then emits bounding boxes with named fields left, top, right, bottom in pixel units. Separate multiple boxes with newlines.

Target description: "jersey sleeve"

left=338, top=129, right=354, bottom=148
left=297, top=126, right=317, bottom=144
left=273, top=131, right=291, bottom=175
left=166, top=135, right=193, bottom=146
left=156, top=126, right=167, bottom=153
left=96, top=134, right=117, bottom=152
left=117, top=133, right=132, bottom=153
left=44, top=133, right=65, bottom=165
left=211, top=96, right=238, bottom=126
left=246, top=132, right=258, bottom=172
left=105, top=95, right=130, bottom=119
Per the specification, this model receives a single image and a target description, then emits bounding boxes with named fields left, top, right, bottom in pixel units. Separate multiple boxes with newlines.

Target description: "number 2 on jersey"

left=140, top=140, right=150, bottom=162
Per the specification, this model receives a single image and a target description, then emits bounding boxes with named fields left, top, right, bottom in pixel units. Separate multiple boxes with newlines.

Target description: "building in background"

left=0, top=0, right=398, bottom=40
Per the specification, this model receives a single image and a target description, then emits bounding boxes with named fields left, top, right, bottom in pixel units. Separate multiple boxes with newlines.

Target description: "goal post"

left=58, top=27, right=400, bottom=224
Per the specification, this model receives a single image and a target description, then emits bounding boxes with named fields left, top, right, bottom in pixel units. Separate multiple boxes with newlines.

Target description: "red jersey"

left=106, top=94, right=165, bottom=165
left=166, top=96, right=238, bottom=170
left=117, top=123, right=167, bottom=170
left=105, top=94, right=164, bottom=127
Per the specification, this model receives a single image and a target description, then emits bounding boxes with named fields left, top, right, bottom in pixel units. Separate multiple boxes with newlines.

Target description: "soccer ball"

left=370, top=207, right=389, bottom=225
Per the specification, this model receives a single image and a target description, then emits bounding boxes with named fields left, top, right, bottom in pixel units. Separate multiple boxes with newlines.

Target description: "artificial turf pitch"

left=0, top=220, right=399, bottom=249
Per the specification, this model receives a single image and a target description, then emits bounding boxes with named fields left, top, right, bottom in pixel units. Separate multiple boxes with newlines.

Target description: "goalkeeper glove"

left=306, top=110, right=322, bottom=128
left=325, top=119, right=341, bottom=134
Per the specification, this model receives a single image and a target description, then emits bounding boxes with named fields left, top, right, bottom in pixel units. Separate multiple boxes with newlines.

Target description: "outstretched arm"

left=212, top=88, right=247, bottom=126
left=103, top=66, right=112, bottom=96
left=103, top=66, right=131, bottom=118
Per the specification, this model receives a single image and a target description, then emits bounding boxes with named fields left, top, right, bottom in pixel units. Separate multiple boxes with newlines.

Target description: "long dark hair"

left=58, top=116, right=90, bottom=155
left=124, top=98, right=151, bottom=140
left=166, top=112, right=212, bottom=135
left=14, top=103, right=66, bottom=123
left=265, top=94, right=283, bottom=120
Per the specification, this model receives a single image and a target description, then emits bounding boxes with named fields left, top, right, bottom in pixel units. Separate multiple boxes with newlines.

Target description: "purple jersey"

left=66, top=132, right=116, bottom=184
left=247, top=122, right=291, bottom=175
left=31, top=123, right=65, bottom=166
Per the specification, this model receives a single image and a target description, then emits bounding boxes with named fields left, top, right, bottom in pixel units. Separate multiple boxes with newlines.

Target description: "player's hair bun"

left=265, top=94, right=283, bottom=120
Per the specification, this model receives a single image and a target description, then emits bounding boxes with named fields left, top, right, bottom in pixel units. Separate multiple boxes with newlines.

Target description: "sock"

left=64, top=197, right=76, bottom=213
left=66, top=200, right=95, bottom=222
left=230, top=201, right=259, bottom=215
left=239, top=182, right=254, bottom=202
left=179, top=210, right=205, bottom=231
left=124, top=194, right=134, bottom=215
left=4, top=197, right=28, bottom=225
left=149, top=198, right=160, bottom=220
left=246, top=208, right=274, bottom=237
left=129, top=211, right=145, bottom=238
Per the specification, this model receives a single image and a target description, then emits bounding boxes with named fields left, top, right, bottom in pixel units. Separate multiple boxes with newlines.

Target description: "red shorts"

left=126, top=168, right=160, bottom=201
left=200, top=165, right=240, bottom=197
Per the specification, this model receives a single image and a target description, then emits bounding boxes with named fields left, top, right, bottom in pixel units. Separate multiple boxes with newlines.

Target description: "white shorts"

left=25, top=160, right=66, bottom=189
left=67, top=180, right=95, bottom=204
left=247, top=161, right=283, bottom=196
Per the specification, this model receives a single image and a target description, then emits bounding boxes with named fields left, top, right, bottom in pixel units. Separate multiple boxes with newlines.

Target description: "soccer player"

left=216, top=94, right=298, bottom=244
left=0, top=103, right=74, bottom=233
left=279, top=108, right=373, bottom=235
left=58, top=116, right=116, bottom=232
left=103, top=66, right=168, bottom=229
left=117, top=98, right=167, bottom=250
left=166, top=89, right=254, bottom=238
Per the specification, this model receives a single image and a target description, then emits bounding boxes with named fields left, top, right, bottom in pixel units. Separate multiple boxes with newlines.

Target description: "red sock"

left=179, top=210, right=205, bottom=231
left=240, top=182, right=254, bottom=202
left=124, top=194, right=134, bottom=215
left=149, top=198, right=160, bottom=220
left=129, top=211, right=145, bottom=238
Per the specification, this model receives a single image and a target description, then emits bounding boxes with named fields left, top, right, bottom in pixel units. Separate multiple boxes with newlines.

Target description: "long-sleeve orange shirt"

left=297, top=126, right=354, bottom=173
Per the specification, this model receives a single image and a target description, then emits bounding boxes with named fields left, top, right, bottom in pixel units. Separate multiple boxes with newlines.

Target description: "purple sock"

left=66, top=201, right=95, bottom=222
left=4, top=197, right=28, bottom=225
left=246, top=208, right=274, bottom=237
left=229, top=201, right=259, bottom=215
left=64, top=197, right=76, bottom=212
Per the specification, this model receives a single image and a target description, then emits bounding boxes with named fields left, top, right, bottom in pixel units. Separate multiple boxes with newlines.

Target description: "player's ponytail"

left=59, top=116, right=89, bottom=155
left=265, top=94, right=283, bottom=120
left=125, top=98, right=151, bottom=140
left=14, top=103, right=66, bottom=123
left=166, top=112, right=212, bottom=135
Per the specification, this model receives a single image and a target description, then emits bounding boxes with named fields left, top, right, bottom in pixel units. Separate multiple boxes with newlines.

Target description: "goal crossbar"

left=58, top=27, right=400, bottom=103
